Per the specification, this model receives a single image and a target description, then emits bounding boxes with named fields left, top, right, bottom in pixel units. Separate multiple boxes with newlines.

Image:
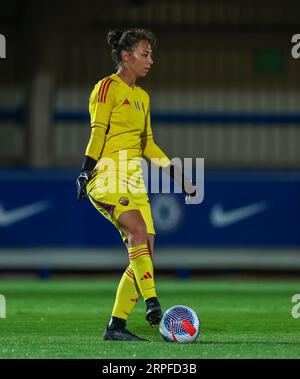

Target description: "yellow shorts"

left=86, top=167, right=155, bottom=243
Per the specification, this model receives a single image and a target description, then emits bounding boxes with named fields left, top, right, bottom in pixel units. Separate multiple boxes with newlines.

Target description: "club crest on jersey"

left=119, top=197, right=129, bottom=206
left=134, top=100, right=140, bottom=111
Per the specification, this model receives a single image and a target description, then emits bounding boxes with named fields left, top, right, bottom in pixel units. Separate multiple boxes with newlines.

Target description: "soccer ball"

left=159, top=305, right=200, bottom=343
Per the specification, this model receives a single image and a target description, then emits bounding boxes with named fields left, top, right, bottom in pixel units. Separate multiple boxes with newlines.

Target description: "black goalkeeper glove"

left=76, top=156, right=97, bottom=201
left=76, top=171, right=92, bottom=201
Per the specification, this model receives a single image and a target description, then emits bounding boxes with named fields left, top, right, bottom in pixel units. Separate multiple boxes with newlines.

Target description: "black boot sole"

left=103, top=328, right=148, bottom=342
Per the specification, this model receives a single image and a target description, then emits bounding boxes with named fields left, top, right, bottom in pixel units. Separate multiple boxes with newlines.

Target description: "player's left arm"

left=141, top=103, right=171, bottom=168
left=141, top=97, right=196, bottom=203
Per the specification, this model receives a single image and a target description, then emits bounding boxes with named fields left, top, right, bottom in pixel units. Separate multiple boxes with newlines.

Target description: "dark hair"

left=107, top=28, right=156, bottom=68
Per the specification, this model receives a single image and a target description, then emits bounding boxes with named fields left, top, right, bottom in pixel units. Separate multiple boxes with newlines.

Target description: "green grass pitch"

left=0, top=278, right=300, bottom=358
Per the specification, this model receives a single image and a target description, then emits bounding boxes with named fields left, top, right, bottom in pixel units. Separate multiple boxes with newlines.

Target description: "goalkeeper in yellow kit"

left=76, top=29, right=196, bottom=341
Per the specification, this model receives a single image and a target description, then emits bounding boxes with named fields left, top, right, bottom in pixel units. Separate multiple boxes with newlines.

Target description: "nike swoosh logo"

left=210, top=201, right=269, bottom=228
left=0, top=200, right=52, bottom=227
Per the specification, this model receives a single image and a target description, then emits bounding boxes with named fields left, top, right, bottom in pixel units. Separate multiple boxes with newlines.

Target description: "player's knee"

left=127, top=222, right=147, bottom=245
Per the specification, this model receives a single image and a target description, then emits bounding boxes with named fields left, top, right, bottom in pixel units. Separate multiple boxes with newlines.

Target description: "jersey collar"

left=111, top=73, right=137, bottom=90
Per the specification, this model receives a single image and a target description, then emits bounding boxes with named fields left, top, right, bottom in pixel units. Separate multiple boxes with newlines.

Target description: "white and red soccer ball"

left=159, top=305, right=200, bottom=343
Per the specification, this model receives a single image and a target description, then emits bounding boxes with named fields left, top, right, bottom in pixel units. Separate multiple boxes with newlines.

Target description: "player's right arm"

left=76, top=77, right=115, bottom=201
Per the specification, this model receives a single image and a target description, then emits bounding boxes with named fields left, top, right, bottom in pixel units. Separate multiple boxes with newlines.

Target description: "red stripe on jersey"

left=102, top=79, right=113, bottom=103
left=98, top=78, right=109, bottom=102
left=97, top=78, right=108, bottom=102
left=101, top=78, right=113, bottom=103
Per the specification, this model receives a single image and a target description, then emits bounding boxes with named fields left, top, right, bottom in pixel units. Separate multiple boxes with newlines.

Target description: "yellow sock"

left=128, top=243, right=157, bottom=300
left=111, top=266, right=139, bottom=320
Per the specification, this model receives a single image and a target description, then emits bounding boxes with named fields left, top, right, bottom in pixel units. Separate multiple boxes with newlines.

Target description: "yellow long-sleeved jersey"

left=85, top=73, right=170, bottom=168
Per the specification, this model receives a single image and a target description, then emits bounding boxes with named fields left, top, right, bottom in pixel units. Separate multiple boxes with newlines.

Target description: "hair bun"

left=107, top=30, right=123, bottom=49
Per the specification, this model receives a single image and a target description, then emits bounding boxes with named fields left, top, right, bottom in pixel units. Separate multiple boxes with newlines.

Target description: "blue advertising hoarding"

left=0, top=169, right=299, bottom=248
